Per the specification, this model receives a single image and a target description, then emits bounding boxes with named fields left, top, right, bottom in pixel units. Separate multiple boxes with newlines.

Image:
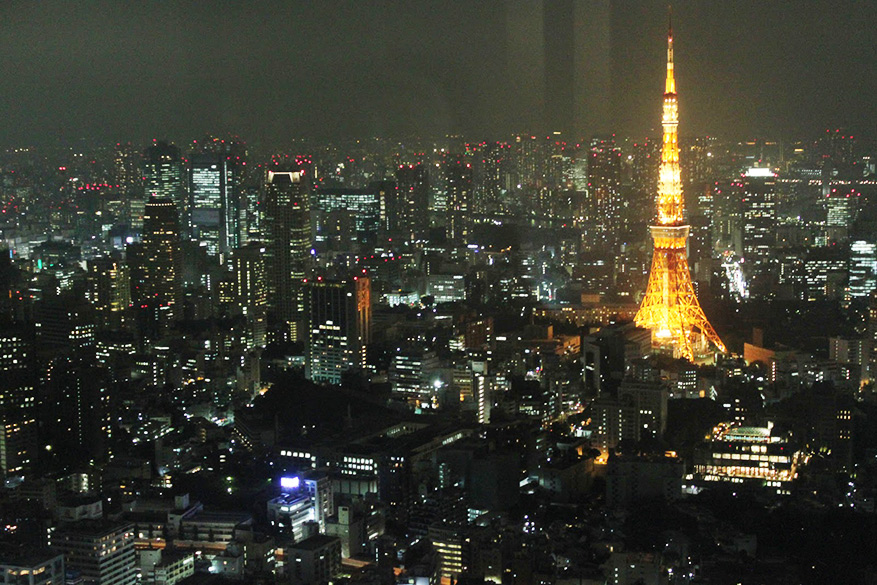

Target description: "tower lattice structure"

left=634, top=24, right=726, bottom=361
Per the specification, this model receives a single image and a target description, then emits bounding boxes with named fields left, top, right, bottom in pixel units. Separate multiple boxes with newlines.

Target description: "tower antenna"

left=668, top=5, right=673, bottom=38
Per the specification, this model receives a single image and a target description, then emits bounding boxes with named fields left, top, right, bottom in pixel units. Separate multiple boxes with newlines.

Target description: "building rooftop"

left=0, top=545, right=63, bottom=567
left=53, top=519, right=134, bottom=537
left=288, top=534, right=339, bottom=551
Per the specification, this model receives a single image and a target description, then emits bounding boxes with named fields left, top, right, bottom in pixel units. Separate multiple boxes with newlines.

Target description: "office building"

left=189, top=153, right=239, bottom=259
left=390, top=348, right=440, bottom=404
left=87, top=257, right=131, bottom=331
left=138, top=550, right=194, bottom=585
left=868, top=290, right=877, bottom=381
left=264, top=170, right=311, bottom=340
left=0, top=330, right=37, bottom=477
left=428, top=525, right=467, bottom=580
left=804, top=248, right=847, bottom=301
left=445, top=160, right=472, bottom=243
left=741, top=167, right=777, bottom=269
left=849, top=240, right=876, bottom=299
left=143, top=142, right=187, bottom=231
left=284, top=535, right=341, bottom=585
left=34, top=297, right=96, bottom=353
left=826, top=190, right=854, bottom=243
left=394, top=164, right=429, bottom=241
left=305, top=277, right=371, bottom=384
left=588, top=138, right=623, bottom=246
left=606, top=454, right=683, bottom=508
left=44, top=356, right=113, bottom=465
left=136, top=198, right=182, bottom=323
left=51, top=521, right=136, bottom=585
left=232, top=243, right=268, bottom=348
left=312, top=187, right=380, bottom=252
left=0, top=548, right=65, bottom=585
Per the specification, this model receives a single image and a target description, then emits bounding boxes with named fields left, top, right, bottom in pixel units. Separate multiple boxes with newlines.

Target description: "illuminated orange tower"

left=634, top=22, right=726, bottom=360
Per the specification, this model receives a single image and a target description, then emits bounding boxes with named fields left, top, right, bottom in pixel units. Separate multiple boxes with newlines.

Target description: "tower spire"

left=665, top=7, right=675, bottom=95
left=668, top=5, right=673, bottom=38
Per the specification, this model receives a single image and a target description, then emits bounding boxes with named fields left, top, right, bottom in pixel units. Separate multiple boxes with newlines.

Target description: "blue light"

left=280, top=476, right=300, bottom=490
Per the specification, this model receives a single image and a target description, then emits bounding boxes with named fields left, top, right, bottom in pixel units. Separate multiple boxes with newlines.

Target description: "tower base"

left=635, top=225, right=726, bottom=361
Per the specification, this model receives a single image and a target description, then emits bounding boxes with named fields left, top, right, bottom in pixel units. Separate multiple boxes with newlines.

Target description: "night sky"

left=0, top=1, right=874, bottom=146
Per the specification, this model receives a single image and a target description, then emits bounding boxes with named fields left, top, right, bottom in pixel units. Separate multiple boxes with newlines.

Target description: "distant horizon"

left=2, top=128, right=873, bottom=154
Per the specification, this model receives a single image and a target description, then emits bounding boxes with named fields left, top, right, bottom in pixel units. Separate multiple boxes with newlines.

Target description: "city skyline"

left=2, top=5, right=877, bottom=584
left=0, top=1, right=875, bottom=147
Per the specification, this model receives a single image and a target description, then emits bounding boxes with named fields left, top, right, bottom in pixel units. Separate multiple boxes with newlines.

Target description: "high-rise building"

left=468, top=141, right=508, bottom=215
left=868, top=291, right=877, bottom=381
left=87, top=257, right=131, bottom=331
left=34, top=297, right=96, bottom=353
left=634, top=24, right=725, bottom=361
left=850, top=241, right=877, bottom=299
left=114, top=142, right=145, bottom=229
left=393, top=164, right=429, bottom=242
left=312, top=187, right=380, bottom=253
left=137, top=199, right=182, bottom=324
left=590, top=380, right=668, bottom=455
left=826, top=190, right=854, bottom=244
left=143, top=142, right=187, bottom=231
left=741, top=167, right=777, bottom=268
left=472, top=360, right=491, bottom=424
left=804, top=248, right=847, bottom=301
left=389, top=347, right=440, bottom=404
left=264, top=170, right=311, bottom=340
left=445, top=160, right=472, bottom=243
left=44, top=356, right=113, bottom=465
left=189, top=153, right=239, bottom=259
left=305, top=277, right=371, bottom=385
left=587, top=138, right=623, bottom=247
left=233, top=243, right=268, bottom=348
left=0, top=329, right=37, bottom=477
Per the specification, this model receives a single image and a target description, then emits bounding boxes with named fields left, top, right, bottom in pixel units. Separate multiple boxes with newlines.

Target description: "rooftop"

left=288, top=534, right=339, bottom=551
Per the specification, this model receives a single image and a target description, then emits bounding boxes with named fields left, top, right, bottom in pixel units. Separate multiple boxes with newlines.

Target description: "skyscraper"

left=849, top=240, right=877, bottom=299
left=87, top=257, right=131, bottom=331
left=588, top=138, right=623, bottom=247
left=393, top=164, right=430, bottom=242
left=114, top=142, right=145, bottom=228
left=305, top=277, right=371, bottom=385
left=233, top=242, right=269, bottom=348
left=138, top=198, right=182, bottom=324
left=312, top=186, right=381, bottom=253
left=634, top=24, right=725, bottom=361
left=741, top=167, right=777, bottom=268
left=826, top=189, right=854, bottom=244
left=44, top=356, right=113, bottom=465
left=264, top=170, right=311, bottom=341
left=190, top=153, right=240, bottom=259
left=143, top=142, right=187, bottom=232
left=446, top=160, right=472, bottom=243
left=0, top=328, right=37, bottom=477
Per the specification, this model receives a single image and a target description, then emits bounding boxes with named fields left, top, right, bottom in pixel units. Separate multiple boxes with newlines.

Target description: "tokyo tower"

left=634, top=21, right=726, bottom=361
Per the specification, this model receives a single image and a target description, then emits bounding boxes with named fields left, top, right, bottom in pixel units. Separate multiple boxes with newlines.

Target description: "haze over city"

left=0, top=1, right=875, bottom=145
